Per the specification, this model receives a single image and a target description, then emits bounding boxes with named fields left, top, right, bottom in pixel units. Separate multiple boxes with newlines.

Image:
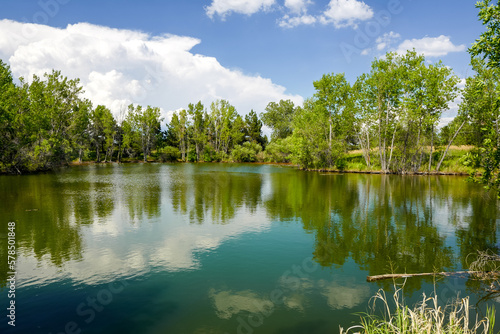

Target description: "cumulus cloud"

left=205, top=0, right=373, bottom=29
left=279, top=0, right=373, bottom=29
left=376, top=31, right=401, bottom=51
left=361, top=31, right=401, bottom=56
left=284, top=0, right=313, bottom=14
left=278, top=13, right=317, bottom=28
left=320, top=0, right=373, bottom=28
left=0, top=19, right=302, bottom=122
left=205, top=0, right=277, bottom=19
left=395, top=35, right=466, bottom=57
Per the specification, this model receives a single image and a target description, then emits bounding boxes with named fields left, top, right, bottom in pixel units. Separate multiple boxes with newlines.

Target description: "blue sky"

left=0, top=0, right=484, bottom=123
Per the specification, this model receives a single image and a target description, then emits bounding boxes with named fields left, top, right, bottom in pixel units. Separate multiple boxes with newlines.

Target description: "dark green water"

left=0, top=163, right=498, bottom=334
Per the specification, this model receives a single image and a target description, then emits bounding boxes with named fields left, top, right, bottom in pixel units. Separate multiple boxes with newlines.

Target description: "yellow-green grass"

left=340, top=284, right=495, bottom=334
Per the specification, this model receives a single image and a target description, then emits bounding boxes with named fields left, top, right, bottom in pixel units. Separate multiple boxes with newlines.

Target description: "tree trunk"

left=428, top=125, right=434, bottom=172
left=366, top=130, right=371, bottom=168
left=388, top=127, right=397, bottom=172
left=436, top=119, right=466, bottom=171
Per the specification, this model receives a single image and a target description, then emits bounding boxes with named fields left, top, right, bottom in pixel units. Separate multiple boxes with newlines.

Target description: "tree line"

left=0, top=64, right=165, bottom=172
left=0, top=45, right=498, bottom=187
left=0, top=61, right=270, bottom=173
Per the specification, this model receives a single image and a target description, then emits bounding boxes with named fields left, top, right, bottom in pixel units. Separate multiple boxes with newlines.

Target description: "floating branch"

left=366, top=271, right=497, bottom=282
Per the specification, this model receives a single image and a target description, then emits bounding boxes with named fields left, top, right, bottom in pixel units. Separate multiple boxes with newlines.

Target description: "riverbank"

left=64, top=145, right=475, bottom=177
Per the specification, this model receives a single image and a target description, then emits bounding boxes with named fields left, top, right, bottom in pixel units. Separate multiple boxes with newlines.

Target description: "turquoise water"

left=0, top=163, right=498, bottom=333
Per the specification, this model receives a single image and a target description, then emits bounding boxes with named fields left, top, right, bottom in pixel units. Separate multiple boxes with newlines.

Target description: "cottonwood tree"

left=124, top=104, right=162, bottom=162
left=468, top=0, right=500, bottom=195
left=262, top=99, right=296, bottom=141
left=458, top=58, right=500, bottom=192
left=187, top=101, right=206, bottom=161
left=357, top=50, right=458, bottom=173
left=313, top=72, right=354, bottom=166
left=90, top=105, right=116, bottom=162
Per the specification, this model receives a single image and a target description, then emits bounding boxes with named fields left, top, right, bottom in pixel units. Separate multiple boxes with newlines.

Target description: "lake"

left=0, top=163, right=499, bottom=334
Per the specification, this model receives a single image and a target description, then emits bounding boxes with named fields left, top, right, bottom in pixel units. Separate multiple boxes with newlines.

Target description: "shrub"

left=263, top=137, right=293, bottom=163
left=158, top=146, right=180, bottom=162
left=231, top=141, right=262, bottom=162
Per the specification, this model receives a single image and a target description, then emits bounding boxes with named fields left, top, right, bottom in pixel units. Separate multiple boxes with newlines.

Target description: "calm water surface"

left=0, top=163, right=499, bottom=333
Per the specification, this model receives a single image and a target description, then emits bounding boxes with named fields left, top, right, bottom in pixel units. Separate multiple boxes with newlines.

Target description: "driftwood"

left=367, top=271, right=489, bottom=282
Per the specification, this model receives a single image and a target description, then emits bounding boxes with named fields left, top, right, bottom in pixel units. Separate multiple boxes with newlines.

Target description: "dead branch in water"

left=366, top=271, right=498, bottom=282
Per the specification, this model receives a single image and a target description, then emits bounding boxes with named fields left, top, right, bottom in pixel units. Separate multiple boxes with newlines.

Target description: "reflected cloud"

left=318, top=280, right=370, bottom=310
left=209, top=289, right=274, bottom=319
left=151, top=209, right=271, bottom=272
left=208, top=278, right=370, bottom=322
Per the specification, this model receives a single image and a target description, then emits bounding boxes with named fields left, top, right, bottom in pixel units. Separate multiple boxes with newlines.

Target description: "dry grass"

left=348, top=146, right=474, bottom=155
left=340, top=282, right=496, bottom=334
left=468, top=250, right=500, bottom=293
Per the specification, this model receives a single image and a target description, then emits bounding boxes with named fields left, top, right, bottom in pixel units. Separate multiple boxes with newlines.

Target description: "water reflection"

left=0, top=173, right=85, bottom=287
left=169, top=164, right=264, bottom=224
left=0, top=165, right=498, bottom=290
left=264, top=172, right=499, bottom=291
left=1, top=164, right=499, bottom=334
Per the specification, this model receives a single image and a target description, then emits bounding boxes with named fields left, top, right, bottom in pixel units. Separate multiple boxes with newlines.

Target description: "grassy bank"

left=340, top=284, right=496, bottom=334
left=68, top=146, right=476, bottom=176
left=337, top=146, right=475, bottom=175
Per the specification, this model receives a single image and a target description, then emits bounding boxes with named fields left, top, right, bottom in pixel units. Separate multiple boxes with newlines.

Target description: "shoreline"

left=69, top=160, right=471, bottom=176
left=1, top=160, right=472, bottom=176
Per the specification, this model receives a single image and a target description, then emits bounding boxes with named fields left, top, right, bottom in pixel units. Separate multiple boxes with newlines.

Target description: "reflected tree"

left=169, top=165, right=264, bottom=224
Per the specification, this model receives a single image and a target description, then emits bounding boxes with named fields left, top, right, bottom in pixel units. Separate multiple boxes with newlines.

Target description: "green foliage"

left=244, top=109, right=267, bottom=148
left=263, top=137, right=293, bottom=163
left=230, top=141, right=262, bottom=162
left=157, top=146, right=180, bottom=162
left=470, top=0, right=500, bottom=68
left=459, top=58, right=500, bottom=196
left=261, top=99, right=296, bottom=140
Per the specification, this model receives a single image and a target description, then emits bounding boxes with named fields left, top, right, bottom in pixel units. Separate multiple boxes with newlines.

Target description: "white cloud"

left=284, top=0, right=313, bottom=14
left=204, top=0, right=373, bottom=29
left=395, top=35, right=466, bottom=57
left=205, top=0, right=276, bottom=19
left=320, top=0, right=373, bottom=28
left=0, top=19, right=302, bottom=123
left=376, top=31, right=401, bottom=51
left=278, top=14, right=317, bottom=28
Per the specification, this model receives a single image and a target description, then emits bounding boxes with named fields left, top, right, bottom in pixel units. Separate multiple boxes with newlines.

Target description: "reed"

left=340, top=282, right=496, bottom=334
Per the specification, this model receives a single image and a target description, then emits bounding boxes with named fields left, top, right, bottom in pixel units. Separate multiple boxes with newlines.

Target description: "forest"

left=0, top=48, right=499, bottom=191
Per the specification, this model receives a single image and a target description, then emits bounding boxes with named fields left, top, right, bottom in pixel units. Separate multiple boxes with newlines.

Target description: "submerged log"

left=366, top=271, right=492, bottom=282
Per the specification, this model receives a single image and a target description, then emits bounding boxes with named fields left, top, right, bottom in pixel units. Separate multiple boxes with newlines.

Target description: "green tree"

left=290, top=101, right=332, bottom=169
left=459, top=58, right=500, bottom=193
left=245, top=110, right=266, bottom=148
left=90, top=105, right=116, bottom=162
left=261, top=99, right=296, bottom=141
left=69, top=99, right=92, bottom=163
left=470, top=0, right=500, bottom=68
left=170, top=109, right=189, bottom=161
left=135, top=105, right=162, bottom=162
left=231, top=114, right=246, bottom=148
left=208, top=99, right=237, bottom=158
left=362, top=52, right=402, bottom=172
left=313, top=72, right=354, bottom=166
left=358, top=51, right=458, bottom=173
left=187, top=101, right=206, bottom=161
left=18, top=70, right=85, bottom=171
left=0, top=60, right=23, bottom=172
